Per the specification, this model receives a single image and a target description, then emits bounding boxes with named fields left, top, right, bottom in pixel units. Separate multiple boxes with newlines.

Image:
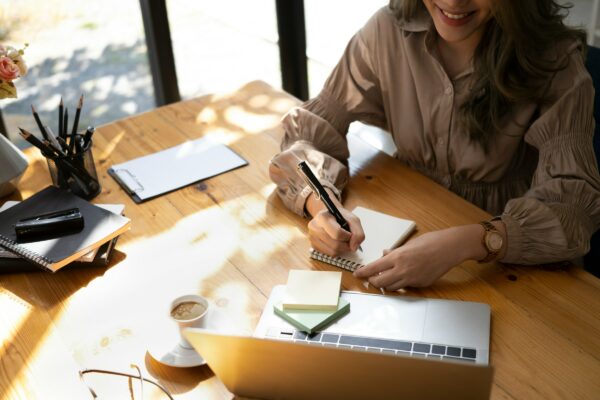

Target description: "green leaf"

left=0, top=81, right=17, bottom=99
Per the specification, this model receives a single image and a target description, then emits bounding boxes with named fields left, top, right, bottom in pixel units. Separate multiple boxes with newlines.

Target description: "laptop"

left=184, top=285, right=493, bottom=400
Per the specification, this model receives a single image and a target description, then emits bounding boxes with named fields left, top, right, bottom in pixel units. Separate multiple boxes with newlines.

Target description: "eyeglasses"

left=79, top=364, right=174, bottom=399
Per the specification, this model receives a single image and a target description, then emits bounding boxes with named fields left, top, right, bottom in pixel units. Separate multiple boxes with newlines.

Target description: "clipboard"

left=108, top=137, right=248, bottom=203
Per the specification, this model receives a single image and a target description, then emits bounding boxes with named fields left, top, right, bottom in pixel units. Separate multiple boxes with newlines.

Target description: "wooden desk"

left=1, top=81, right=599, bottom=399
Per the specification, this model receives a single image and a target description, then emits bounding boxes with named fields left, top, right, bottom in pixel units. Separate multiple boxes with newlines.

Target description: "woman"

left=269, top=0, right=600, bottom=290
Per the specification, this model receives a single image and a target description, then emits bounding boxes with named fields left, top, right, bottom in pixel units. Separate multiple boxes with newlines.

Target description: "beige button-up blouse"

left=270, top=6, right=600, bottom=264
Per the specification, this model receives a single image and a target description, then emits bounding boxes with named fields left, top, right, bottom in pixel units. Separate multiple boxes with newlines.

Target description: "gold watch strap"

left=478, top=221, right=500, bottom=263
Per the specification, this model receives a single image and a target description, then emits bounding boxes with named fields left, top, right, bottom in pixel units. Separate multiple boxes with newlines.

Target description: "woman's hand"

left=308, top=207, right=365, bottom=255
left=353, top=224, right=496, bottom=290
left=305, top=191, right=365, bottom=256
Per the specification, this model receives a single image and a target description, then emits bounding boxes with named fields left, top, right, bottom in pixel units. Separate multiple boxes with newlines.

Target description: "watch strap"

left=478, top=220, right=501, bottom=263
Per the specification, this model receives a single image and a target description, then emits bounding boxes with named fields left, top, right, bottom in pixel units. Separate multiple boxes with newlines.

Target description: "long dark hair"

left=389, top=0, right=587, bottom=150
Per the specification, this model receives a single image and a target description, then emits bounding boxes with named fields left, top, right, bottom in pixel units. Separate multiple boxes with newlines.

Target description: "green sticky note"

left=274, top=298, right=350, bottom=334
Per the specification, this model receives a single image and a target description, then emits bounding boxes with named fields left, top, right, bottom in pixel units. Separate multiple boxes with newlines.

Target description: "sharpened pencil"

left=44, top=126, right=65, bottom=155
left=31, top=105, right=49, bottom=140
left=69, top=94, right=83, bottom=155
left=59, top=97, right=64, bottom=139
left=63, top=108, right=69, bottom=140
left=19, top=128, right=59, bottom=157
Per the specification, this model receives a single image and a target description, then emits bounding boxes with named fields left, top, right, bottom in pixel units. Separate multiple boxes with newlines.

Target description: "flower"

left=0, top=57, right=20, bottom=81
left=0, top=43, right=28, bottom=99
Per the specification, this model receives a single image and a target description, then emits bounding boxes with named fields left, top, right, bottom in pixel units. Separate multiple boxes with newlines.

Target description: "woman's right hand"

left=305, top=193, right=365, bottom=256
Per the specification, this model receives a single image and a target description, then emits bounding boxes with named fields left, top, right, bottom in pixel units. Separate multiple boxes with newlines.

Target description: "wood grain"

left=1, top=80, right=598, bottom=399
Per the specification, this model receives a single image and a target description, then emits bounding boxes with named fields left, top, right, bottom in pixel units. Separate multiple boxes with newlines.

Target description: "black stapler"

left=14, top=208, right=84, bottom=242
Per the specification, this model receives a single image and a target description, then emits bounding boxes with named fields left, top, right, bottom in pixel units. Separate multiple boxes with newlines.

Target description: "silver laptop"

left=184, top=285, right=493, bottom=399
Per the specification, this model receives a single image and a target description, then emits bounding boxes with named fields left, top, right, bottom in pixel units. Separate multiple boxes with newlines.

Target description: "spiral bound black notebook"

left=309, top=207, right=416, bottom=272
left=0, top=186, right=130, bottom=272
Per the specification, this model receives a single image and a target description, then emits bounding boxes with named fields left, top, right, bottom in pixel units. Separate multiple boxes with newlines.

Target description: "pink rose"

left=0, top=56, right=20, bottom=81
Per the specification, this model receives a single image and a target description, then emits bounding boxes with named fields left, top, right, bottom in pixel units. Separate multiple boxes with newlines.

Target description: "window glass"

left=1, top=0, right=153, bottom=147
left=305, top=0, right=388, bottom=97
left=166, top=0, right=281, bottom=99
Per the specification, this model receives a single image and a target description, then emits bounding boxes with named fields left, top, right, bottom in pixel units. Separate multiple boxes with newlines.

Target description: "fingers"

left=353, top=254, right=393, bottom=278
left=315, top=211, right=352, bottom=242
left=368, top=269, right=408, bottom=292
left=308, top=216, right=352, bottom=256
left=346, top=214, right=365, bottom=252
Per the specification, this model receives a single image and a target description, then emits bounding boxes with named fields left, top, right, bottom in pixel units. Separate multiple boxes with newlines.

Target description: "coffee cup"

left=170, top=294, right=209, bottom=349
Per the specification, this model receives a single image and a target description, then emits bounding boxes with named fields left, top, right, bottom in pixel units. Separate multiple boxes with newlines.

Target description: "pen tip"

left=60, top=97, right=63, bottom=105
left=30, top=104, right=35, bottom=112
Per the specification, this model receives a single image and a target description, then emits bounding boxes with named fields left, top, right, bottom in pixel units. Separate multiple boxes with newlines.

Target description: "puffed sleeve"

left=269, top=10, right=386, bottom=216
left=500, top=45, right=600, bottom=264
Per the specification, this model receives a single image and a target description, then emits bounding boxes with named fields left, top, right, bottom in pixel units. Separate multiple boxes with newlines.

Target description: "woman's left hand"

left=353, top=226, right=485, bottom=290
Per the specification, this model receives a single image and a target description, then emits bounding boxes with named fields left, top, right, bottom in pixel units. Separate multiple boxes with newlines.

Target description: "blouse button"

left=444, top=86, right=453, bottom=95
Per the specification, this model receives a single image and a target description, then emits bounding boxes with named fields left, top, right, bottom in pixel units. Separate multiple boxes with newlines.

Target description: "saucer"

left=148, top=340, right=206, bottom=368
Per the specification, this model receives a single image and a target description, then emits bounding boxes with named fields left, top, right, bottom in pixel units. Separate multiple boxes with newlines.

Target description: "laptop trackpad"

left=330, top=292, right=428, bottom=341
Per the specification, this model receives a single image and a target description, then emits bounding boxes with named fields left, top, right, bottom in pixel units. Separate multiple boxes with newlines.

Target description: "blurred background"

left=1, top=0, right=598, bottom=148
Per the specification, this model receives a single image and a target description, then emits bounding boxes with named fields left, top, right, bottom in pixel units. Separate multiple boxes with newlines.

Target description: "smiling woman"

left=269, top=0, right=600, bottom=290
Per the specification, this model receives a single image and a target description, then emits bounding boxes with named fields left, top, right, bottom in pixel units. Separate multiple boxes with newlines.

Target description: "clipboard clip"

left=112, top=169, right=145, bottom=194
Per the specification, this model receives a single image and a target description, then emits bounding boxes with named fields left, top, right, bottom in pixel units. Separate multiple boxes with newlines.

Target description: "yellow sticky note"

left=282, top=270, right=341, bottom=311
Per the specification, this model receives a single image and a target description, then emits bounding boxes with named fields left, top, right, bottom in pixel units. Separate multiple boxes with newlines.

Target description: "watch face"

left=486, top=232, right=503, bottom=252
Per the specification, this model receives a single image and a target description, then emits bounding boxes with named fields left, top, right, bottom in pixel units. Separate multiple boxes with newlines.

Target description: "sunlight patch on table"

left=203, top=129, right=243, bottom=145
left=98, top=129, right=125, bottom=160
left=0, top=288, right=32, bottom=347
left=239, top=226, right=295, bottom=263
left=224, top=105, right=280, bottom=134
left=209, top=282, right=254, bottom=334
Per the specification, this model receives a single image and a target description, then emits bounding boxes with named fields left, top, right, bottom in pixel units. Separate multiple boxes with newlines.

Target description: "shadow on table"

left=144, top=352, right=215, bottom=395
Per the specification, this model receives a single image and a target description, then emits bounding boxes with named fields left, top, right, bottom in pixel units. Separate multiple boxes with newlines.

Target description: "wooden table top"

left=1, top=81, right=599, bottom=399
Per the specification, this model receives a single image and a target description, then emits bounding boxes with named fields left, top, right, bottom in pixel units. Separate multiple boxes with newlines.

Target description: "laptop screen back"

left=184, top=329, right=493, bottom=400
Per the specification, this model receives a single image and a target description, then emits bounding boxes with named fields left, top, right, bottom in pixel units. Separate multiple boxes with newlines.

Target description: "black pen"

left=297, top=161, right=362, bottom=252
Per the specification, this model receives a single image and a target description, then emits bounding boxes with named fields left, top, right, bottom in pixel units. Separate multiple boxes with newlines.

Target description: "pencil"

left=30, top=105, right=49, bottom=140
left=63, top=108, right=69, bottom=140
left=58, top=97, right=63, bottom=140
left=18, top=128, right=60, bottom=158
left=44, top=126, right=65, bottom=155
left=69, top=94, right=83, bottom=154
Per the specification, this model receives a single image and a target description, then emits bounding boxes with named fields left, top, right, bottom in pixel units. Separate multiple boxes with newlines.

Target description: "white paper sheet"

left=109, top=137, right=247, bottom=201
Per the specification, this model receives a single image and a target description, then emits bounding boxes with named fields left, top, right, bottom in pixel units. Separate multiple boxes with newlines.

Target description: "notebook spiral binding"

left=0, top=234, right=52, bottom=270
left=309, top=248, right=364, bottom=272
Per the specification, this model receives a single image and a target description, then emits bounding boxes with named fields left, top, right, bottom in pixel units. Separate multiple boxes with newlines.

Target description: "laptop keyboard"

left=265, top=328, right=477, bottom=363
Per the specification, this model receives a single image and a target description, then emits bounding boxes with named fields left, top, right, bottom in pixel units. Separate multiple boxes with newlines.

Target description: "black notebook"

left=0, top=186, right=131, bottom=272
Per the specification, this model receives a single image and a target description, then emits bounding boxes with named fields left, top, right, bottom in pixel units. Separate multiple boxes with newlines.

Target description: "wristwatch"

left=478, top=220, right=503, bottom=263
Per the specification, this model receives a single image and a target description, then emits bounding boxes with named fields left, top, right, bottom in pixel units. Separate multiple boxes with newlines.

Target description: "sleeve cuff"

left=293, top=182, right=343, bottom=219
left=498, top=213, right=524, bottom=263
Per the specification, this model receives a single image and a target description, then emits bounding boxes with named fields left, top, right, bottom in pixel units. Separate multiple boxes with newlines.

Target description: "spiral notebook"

left=0, top=201, right=125, bottom=273
left=310, top=207, right=416, bottom=272
left=0, top=186, right=131, bottom=272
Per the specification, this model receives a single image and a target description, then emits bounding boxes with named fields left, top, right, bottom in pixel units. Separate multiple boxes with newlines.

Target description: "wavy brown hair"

left=389, top=0, right=587, bottom=150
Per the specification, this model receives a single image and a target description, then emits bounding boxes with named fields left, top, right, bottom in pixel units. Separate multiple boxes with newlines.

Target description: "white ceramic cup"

left=169, top=294, right=209, bottom=349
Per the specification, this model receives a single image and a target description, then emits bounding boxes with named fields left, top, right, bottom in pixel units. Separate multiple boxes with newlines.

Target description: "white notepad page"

left=109, top=137, right=247, bottom=201
left=310, top=207, right=416, bottom=270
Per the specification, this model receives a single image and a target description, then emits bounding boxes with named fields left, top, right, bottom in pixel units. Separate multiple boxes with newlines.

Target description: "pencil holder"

left=46, top=135, right=101, bottom=200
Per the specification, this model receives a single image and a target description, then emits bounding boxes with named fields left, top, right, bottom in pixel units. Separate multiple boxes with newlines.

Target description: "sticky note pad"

left=282, top=270, right=342, bottom=311
left=274, top=298, right=350, bottom=334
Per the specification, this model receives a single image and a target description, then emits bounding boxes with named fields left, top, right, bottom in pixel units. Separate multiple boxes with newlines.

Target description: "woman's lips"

left=436, top=6, right=477, bottom=27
